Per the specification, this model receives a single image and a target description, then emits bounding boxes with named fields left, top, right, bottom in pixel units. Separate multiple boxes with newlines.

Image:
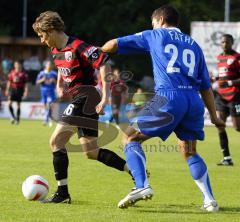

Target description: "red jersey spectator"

left=5, top=61, right=28, bottom=124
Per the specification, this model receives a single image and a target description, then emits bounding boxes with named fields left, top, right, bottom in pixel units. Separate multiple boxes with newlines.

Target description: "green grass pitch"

left=0, top=119, right=240, bottom=222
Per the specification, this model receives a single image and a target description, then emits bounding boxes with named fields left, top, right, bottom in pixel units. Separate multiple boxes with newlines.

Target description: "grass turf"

left=0, top=119, right=240, bottom=222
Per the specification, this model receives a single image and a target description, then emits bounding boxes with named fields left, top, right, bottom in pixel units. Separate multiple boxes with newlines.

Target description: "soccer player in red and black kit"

left=110, top=68, right=128, bottom=127
left=214, top=34, right=240, bottom=166
left=33, top=11, right=131, bottom=203
left=5, top=61, right=28, bottom=124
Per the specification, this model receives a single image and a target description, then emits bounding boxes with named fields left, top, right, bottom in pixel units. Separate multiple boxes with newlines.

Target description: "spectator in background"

left=36, top=60, right=57, bottom=126
left=5, top=61, right=28, bottom=124
left=1, top=57, right=13, bottom=76
left=214, top=34, right=240, bottom=166
left=23, top=56, right=42, bottom=84
left=110, top=68, right=128, bottom=128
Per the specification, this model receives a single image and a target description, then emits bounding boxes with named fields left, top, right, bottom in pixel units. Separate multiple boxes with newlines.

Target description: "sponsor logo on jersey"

left=58, top=67, right=71, bottom=76
left=84, top=46, right=98, bottom=58
left=65, top=51, right=73, bottom=62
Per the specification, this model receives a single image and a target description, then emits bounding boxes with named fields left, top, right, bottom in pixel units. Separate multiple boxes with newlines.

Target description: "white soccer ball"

left=22, top=175, right=49, bottom=201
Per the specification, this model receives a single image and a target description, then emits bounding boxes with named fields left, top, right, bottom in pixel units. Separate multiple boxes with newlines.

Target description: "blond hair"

left=32, top=11, right=65, bottom=33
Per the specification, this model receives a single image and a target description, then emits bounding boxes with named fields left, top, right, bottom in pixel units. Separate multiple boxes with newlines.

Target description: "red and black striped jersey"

left=8, top=69, right=28, bottom=89
left=51, top=37, right=109, bottom=96
left=217, top=50, right=240, bottom=101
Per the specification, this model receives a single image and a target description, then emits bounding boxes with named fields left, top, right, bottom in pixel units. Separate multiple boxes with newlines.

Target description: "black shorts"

left=61, top=88, right=101, bottom=138
left=10, top=88, right=24, bottom=102
left=215, top=92, right=240, bottom=117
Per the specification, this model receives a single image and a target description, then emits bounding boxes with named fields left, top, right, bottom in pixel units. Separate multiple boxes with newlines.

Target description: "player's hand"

left=23, top=92, right=28, bottom=99
left=211, top=117, right=226, bottom=128
left=5, top=90, right=9, bottom=97
left=57, top=88, right=64, bottom=98
left=96, top=97, right=108, bottom=115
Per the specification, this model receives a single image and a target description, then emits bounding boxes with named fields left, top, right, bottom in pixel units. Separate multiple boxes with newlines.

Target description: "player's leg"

left=41, top=92, right=49, bottom=125
left=216, top=111, right=233, bottom=165
left=42, top=123, right=76, bottom=203
left=118, top=125, right=153, bottom=208
left=16, top=102, right=21, bottom=124
left=111, top=97, right=121, bottom=126
left=79, top=135, right=129, bottom=172
left=214, top=92, right=233, bottom=165
left=8, top=99, right=15, bottom=124
left=178, top=139, right=218, bottom=212
left=46, top=92, right=56, bottom=126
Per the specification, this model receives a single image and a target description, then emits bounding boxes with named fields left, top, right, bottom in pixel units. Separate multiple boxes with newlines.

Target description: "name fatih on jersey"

left=58, top=67, right=71, bottom=76
left=168, top=31, right=194, bottom=45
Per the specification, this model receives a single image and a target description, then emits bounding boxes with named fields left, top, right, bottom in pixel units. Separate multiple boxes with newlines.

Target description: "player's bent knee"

left=49, top=134, right=62, bottom=151
left=84, top=151, right=98, bottom=160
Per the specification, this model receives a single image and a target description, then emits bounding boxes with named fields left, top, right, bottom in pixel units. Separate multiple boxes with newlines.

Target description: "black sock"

left=219, top=131, right=230, bottom=158
left=9, top=105, right=15, bottom=119
left=53, top=149, right=69, bottom=194
left=97, top=148, right=126, bottom=171
left=17, top=107, right=20, bottom=122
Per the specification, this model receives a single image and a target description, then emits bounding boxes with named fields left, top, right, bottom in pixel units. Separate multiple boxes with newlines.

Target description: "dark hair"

left=222, top=34, right=234, bottom=44
left=33, top=11, right=65, bottom=33
left=151, top=5, right=179, bottom=26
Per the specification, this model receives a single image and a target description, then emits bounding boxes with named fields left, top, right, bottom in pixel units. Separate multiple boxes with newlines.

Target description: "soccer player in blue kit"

left=102, top=5, right=225, bottom=212
left=36, top=60, right=57, bottom=126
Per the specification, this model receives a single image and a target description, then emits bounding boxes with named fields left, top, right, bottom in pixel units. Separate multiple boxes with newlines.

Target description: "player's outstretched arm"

left=96, top=63, right=111, bottom=114
left=200, top=88, right=225, bottom=128
left=5, top=80, right=10, bottom=97
left=23, top=83, right=29, bottom=98
left=101, top=39, right=118, bottom=54
left=56, top=70, right=64, bottom=98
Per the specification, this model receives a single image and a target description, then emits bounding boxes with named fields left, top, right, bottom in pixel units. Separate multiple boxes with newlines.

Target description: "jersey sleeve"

left=117, top=30, right=151, bottom=54
left=199, top=51, right=211, bottom=90
left=77, top=42, right=109, bottom=69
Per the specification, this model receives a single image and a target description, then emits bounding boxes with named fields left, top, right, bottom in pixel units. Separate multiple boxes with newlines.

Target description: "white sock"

left=194, top=171, right=215, bottom=204
left=57, top=178, right=68, bottom=186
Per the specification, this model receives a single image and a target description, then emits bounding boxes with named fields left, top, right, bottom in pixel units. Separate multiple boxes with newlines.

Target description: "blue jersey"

left=117, top=27, right=211, bottom=92
left=36, top=70, right=57, bottom=92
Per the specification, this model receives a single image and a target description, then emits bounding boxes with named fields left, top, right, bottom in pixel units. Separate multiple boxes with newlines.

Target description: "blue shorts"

left=41, top=90, right=56, bottom=104
left=130, top=90, right=205, bottom=141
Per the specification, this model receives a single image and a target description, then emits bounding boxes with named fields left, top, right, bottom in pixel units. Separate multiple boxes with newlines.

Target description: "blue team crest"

left=65, top=51, right=73, bottom=62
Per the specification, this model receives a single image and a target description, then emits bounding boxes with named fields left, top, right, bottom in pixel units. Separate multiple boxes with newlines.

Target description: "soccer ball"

left=22, top=175, right=49, bottom=201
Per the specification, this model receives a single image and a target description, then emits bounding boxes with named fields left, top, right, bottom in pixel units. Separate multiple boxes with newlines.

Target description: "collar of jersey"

left=164, top=27, right=181, bottom=33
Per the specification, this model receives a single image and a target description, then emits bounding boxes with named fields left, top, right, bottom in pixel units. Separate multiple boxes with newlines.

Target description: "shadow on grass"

left=219, top=207, right=240, bottom=214
left=130, top=204, right=240, bottom=215
left=70, top=200, right=92, bottom=205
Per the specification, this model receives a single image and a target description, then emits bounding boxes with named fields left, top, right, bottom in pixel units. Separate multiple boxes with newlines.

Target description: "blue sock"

left=124, top=142, right=148, bottom=188
left=187, top=154, right=214, bottom=203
